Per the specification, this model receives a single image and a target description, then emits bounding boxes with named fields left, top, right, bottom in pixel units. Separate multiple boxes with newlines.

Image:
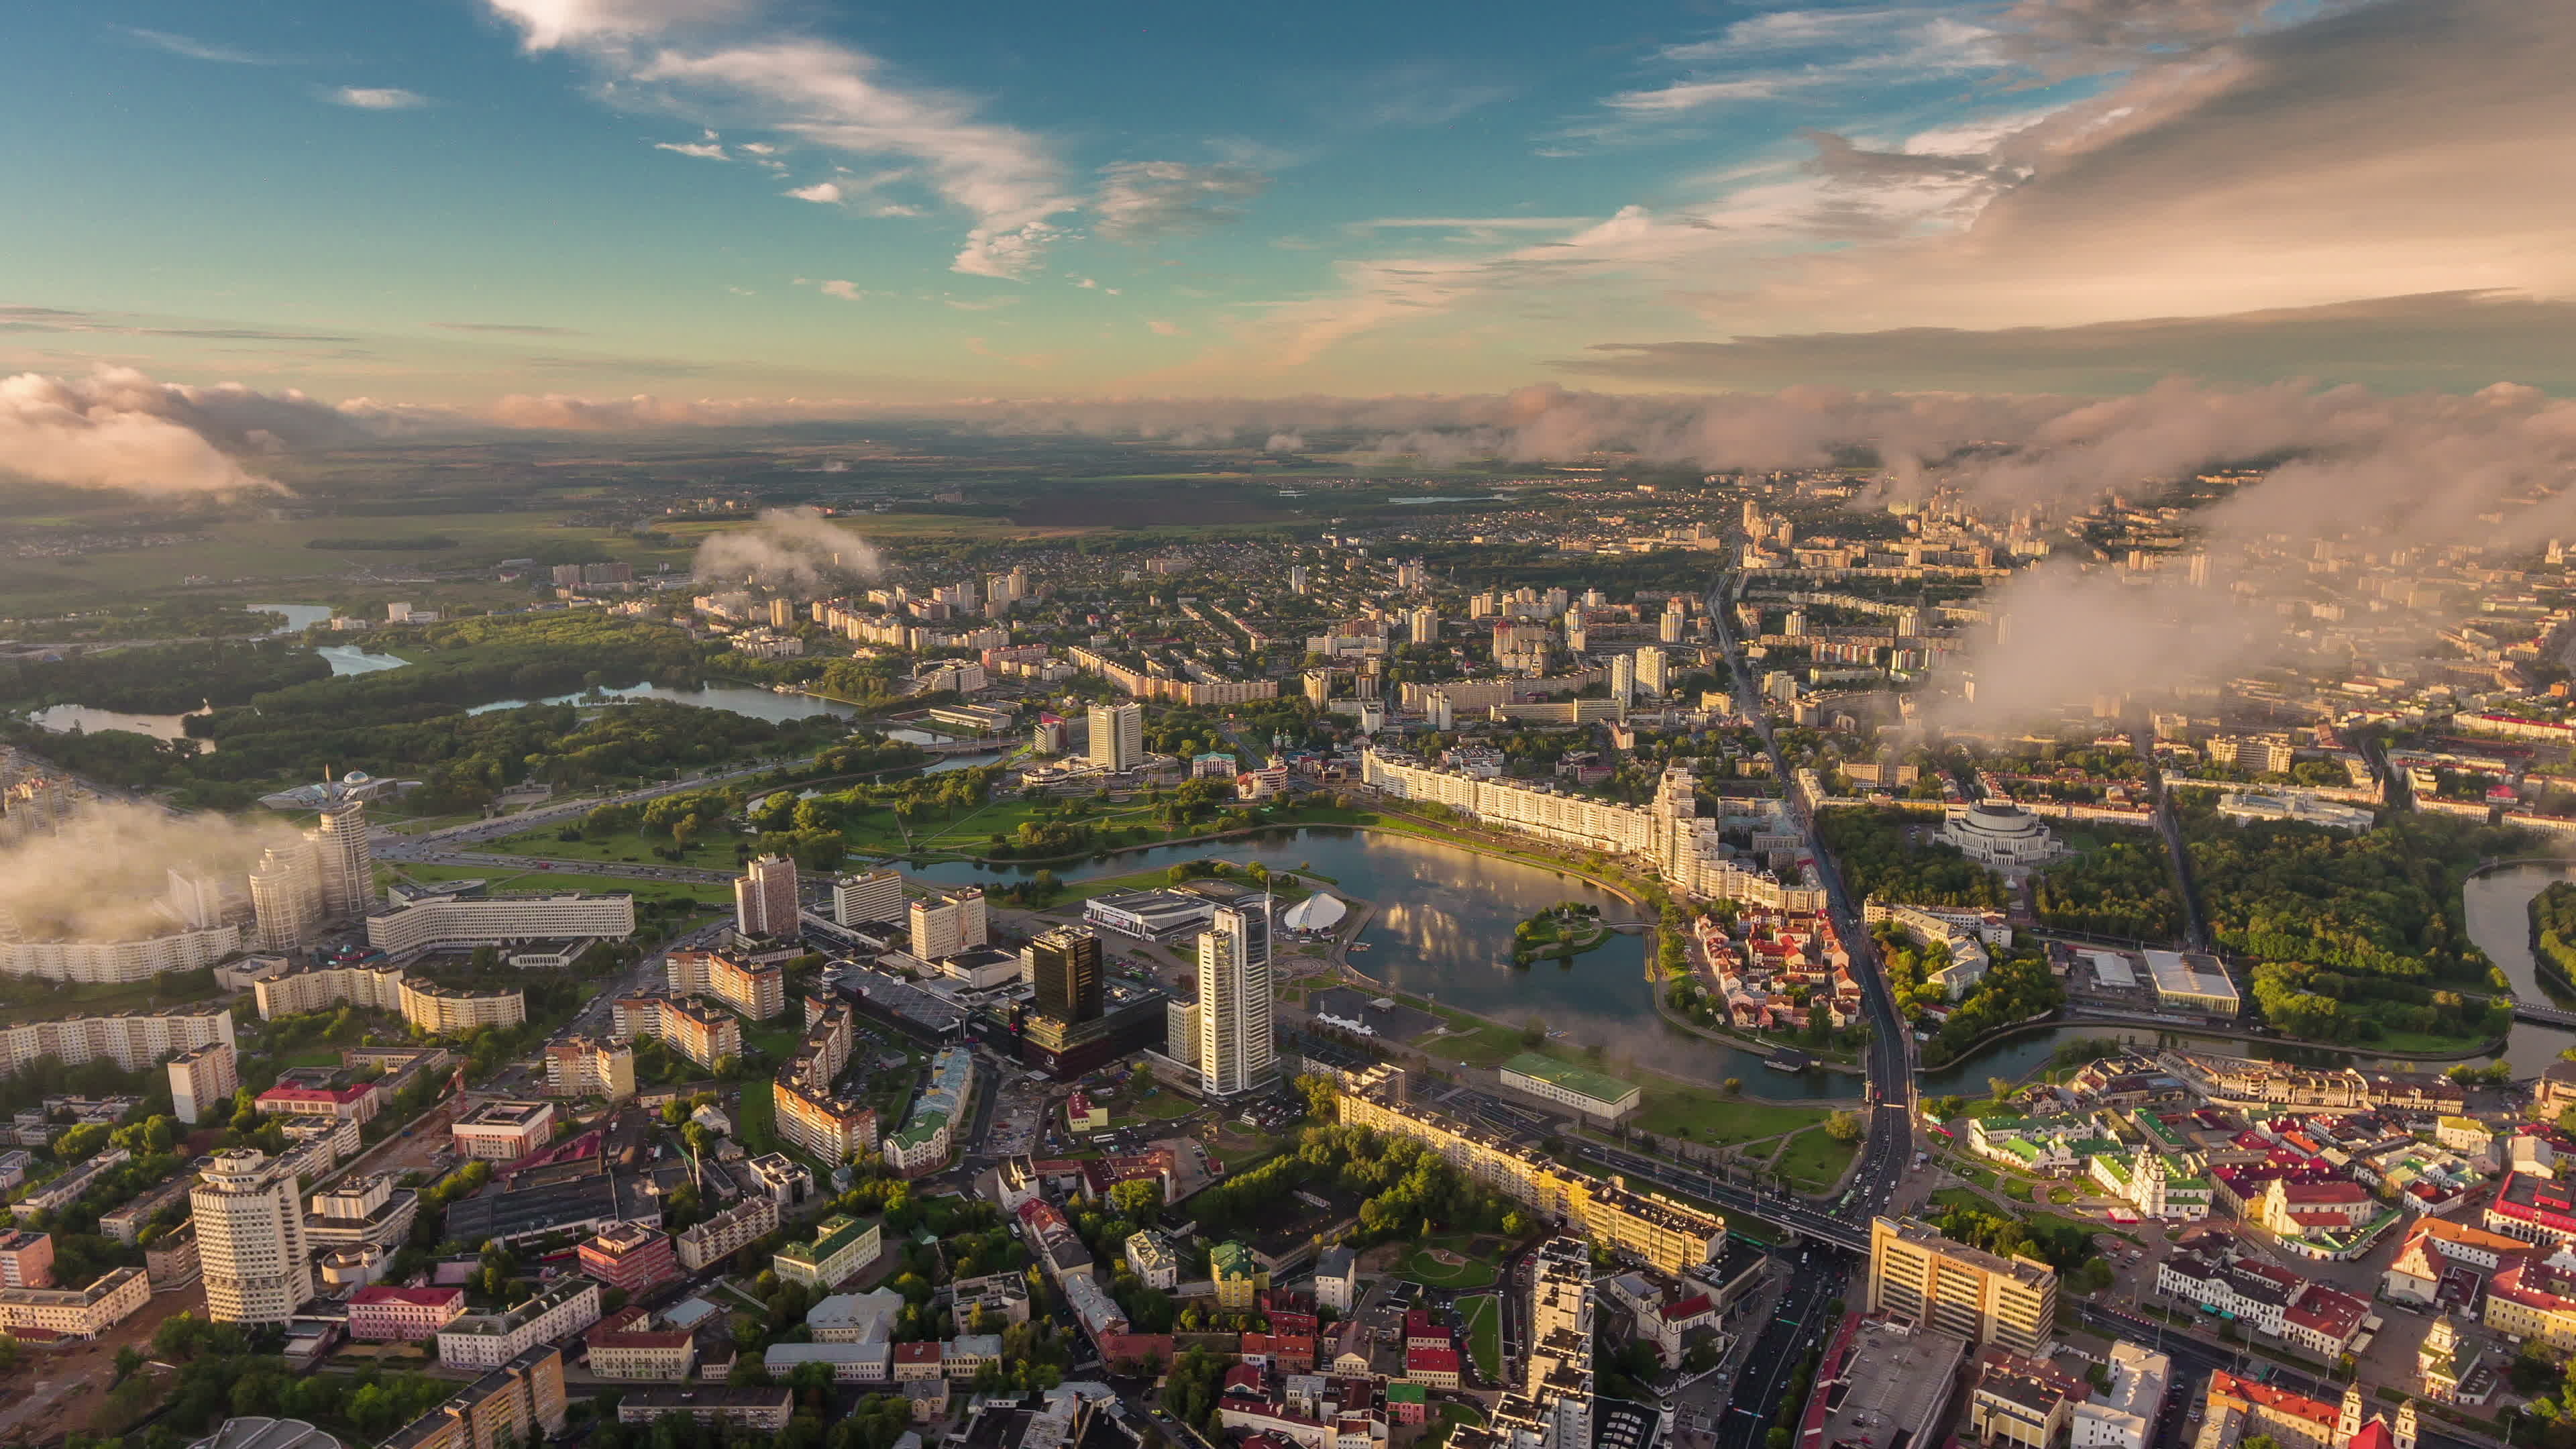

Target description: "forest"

left=2186, top=802, right=2531, bottom=1045
left=2535, top=880, right=2576, bottom=991
left=0, top=637, right=331, bottom=713
left=1816, top=806, right=2008, bottom=909
left=2029, top=830, right=2185, bottom=942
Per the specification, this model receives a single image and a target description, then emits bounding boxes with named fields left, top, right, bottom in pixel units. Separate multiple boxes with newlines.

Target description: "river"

left=908, top=825, right=1856, bottom=1099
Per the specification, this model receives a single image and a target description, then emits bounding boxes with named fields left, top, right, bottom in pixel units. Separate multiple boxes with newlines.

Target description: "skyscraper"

left=908, top=888, right=987, bottom=960
left=193, top=1148, right=313, bottom=1324
left=1087, top=703, right=1144, bottom=773
left=735, top=854, right=799, bottom=938
left=1196, top=902, right=1277, bottom=1099
left=308, top=799, right=375, bottom=921
left=1028, top=925, right=1103, bottom=1023
left=1636, top=646, right=1670, bottom=696
left=249, top=844, right=323, bottom=953
left=833, top=869, right=905, bottom=926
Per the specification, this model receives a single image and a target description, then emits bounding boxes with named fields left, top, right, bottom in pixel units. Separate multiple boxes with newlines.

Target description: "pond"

left=23, top=702, right=212, bottom=747
left=908, top=824, right=1856, bottom=1099
left=1921, top=860, right=2576, bottom=1089
left=250, top=603, right=336, bottom=635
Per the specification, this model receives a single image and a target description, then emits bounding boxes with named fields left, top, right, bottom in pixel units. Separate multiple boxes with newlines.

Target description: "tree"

left=1723, top=1077, right=1742, bottom=1096
left=114, top=1345, right=144, bottom=1383
left=1823, top=1110, right=1864, bottom=1144
left=1522, top=1016, right=1548, bottom=1047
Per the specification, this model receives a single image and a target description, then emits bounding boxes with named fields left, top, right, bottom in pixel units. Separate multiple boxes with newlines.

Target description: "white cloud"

left=327, top=87, right=428, bottom=109
left=656, top=140, right=729, bottom=160
left=482, top=2, right=1074, bottom=278
left=1147, top=319, right=1183, bottom=336
left=0, top=366, right=299, bottom=496
left=117, top=26, right=279, bottom=64
left=786, top=181, right=845, bottom=203
left=819, top=280, right=867, bottom=301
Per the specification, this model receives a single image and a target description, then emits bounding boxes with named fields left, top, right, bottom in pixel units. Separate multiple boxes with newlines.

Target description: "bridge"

left=2514, top=1000, right=2576, bottom=1028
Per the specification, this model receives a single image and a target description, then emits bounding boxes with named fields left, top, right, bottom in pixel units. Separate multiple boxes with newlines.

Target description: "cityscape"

left=2, top=7, right=2575, bottom=1449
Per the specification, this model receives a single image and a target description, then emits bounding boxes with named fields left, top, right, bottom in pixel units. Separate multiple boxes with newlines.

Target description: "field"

left=735, top=1080, right=779, bottom=1153
left=1460, top=1294, right=1502, bottom=1381
left=1401, top=1234, right=1501, bottom=1289
left=1628, top=1083, right=1835, bottom=1146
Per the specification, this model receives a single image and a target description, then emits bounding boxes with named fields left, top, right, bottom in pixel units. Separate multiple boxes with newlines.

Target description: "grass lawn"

left=735, top=1080, right=777, bottom=1152
left=1774, top=1128, right=1862, bottom=1190
left=277, top=1048, right=345, bottom=1069
left=1631, top=1085, right=1833, bottom=1146
left=1460, top=1294, right=1502, bottom=1381
left=1128, top=1091, right=1199, bottom=1122
left=1403, top=1242, right=1499, bottom=1289
left=485, top=823, right=740, bottom=870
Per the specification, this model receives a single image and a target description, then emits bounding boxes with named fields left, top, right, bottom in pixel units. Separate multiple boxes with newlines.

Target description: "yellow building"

left=1336, top=1065, right=1725, bottom=1273
left=382, top=1344, right=568, bottom=1449
left=1867, top=1218, right=2058, bottom=1358
left=1211, top=1241, right=1267, bottom=1310
left=0, top=1266, right=149, bottom=1338
left=252, top=963, right=524, bottom=1036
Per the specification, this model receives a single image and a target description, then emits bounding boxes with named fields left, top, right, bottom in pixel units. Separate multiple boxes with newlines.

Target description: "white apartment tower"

left=1087, top=703, right=1144, bottom=773
left=735, top=854, right=800, bottom=938
left=1196, top=902, right=1277, bottom=1099
left=1636, top=647, right=1670, bottom=696
left=307, top=800, right=374, bottom=921
left=249, top=845, right=323, bottom=953
left=909, top=888, right=987, bottom=961
left=1409, top=606, right=1438, bottom=647
left=1609, top=655, right=1634, bottom=704
left=193, top=1148, right=314, bottom=1324
left=833, top=869, right=906, bottom=927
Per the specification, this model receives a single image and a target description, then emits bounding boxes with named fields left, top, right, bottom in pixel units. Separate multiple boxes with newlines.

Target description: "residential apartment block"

left=667, top=950, right=786, bottom=1022
left=1866, top=1217, right=2058, bottom=1358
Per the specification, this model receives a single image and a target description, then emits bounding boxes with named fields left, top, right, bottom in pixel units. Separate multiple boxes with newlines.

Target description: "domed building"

left=1935, top=800, right=2068, bottom=871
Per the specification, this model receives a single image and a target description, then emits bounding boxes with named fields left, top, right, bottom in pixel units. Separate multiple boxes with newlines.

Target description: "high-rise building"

left=168, top=1040, right=239, bottom=1126
left=1609, top=655, right=1634, bottom=704
left=1028, top=926, right=1103, bottom=1024
left=908, top=889, right=987, bottom=961
left=249, top=844, right=323, bottom=953
left=165, top=868, right=225, bottom=930
left=193, top=1148, right=314, bottom=1324
left=1660, top=605, right=1686, bottom=644
left=309, top=800, right=375, bottom=921
left=1636, top=647, right=1670, bottom=696
left=833, top=869, right=905, bottom=926
left=1867, top=1217, right=2058, bottom=1358
left=1409, top=606, right=1439, bottom=647
left=735, top=855, right=799, bottom=939
left=1087, top=703, right=1144, bottom=772
left=1196, top=902, right=1277, bottom=1099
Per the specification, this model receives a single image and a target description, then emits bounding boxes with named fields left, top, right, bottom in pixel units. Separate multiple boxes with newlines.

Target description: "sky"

left=3, top=0, right=2572, bottom=410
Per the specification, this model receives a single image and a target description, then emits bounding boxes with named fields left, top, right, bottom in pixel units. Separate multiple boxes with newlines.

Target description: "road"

left=1705, top=562, right=1915, bottom=1231
left=381, top=759, right=794, bottom=854
left=1709, top=1248, right=1847, bottom=1449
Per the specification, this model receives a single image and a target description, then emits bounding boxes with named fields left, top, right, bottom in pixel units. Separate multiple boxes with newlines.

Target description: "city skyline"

left=3, top=0, right=2569, bottom=414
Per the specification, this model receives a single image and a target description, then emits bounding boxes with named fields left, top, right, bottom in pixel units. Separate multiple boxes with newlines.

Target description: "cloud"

left=0, top=803, right=301, bottom=945
left=785, top=181, right=844, bottom=202
left=818, top=280, right=867, bottom=301
left=0, top=366, right=306, bottom=496
left=0, top=304, right=357, bottom=345
left=116, top=26, right=280, bottom=64
left=692, top=506, right=883, bottom=596
left=1091, top=161, right=1270, bottom=242
left=1558, top=292, right=2576, bottom=393
left=433, top=321, right=586, bottom=336
left=655, top=140, right=729, bottom=160
left=327, top=87, right=429, bottom=109
left=482, top=0, right=1073, bottom=278
left=1147, top=319, right=1184, bottom=337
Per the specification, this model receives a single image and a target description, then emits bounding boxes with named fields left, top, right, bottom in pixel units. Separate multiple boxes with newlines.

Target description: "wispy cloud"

left=433, top=322, right=586, bottom=335
left=1091, top=161, right=1269, bottom=243
left=327, top=87, right=429, bottom=110
left=785, top=181, right=844, bottom=203
left=482, top=0, right=1073, bottom=279
left=818, top=280, right=867, bottom=301
left=115, top=26, right=280, bottom=65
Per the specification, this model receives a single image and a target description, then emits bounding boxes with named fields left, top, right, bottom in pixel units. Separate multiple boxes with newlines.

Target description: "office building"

left=833, top=869, right=906, bottom=927
left=735, top=855, right=800, bottom=939
left=1028, top=925, right=1103, bottom=1023
left=1087, top=703, right=1144, bottom=772
left=194, top=1149, right=315, bottom=1325
left=305, top=1173, right=421, bottom=1252
left=451, top=1100, right=557, bottom=1161
left=309, top=800, right=374, bottom=922
left=666, top=950, right=786, bottom=1022
left=363, top=885, right=634, bottom=957
left=0, top=1230, right=54, bottom=1288
left=169, top=1040, right=240, bottom=1126
left=543, top=1036, right=635, bottom=1102
left=1197, top=902, right=1277, bottom=1099
left=578, top=1222, right=680, bottom=1299
left=380, top=1344, right=568, bottom=1449
left=1868, top=1217, right=2058, bottom=1358
left=0, top=1265, right=150, bottom=1339
left=437, top=1276, right=602, bottom=1370
left=250, top=845, right=324, bottom=953
left=1498, top=1054, right=1639, bottom=1122
left=908, top=888, right=987, bottom=961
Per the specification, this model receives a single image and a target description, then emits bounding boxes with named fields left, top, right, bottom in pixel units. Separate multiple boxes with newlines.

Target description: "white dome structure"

left=1280, top=894, right=1348, bottom=934
left=1935, top=800, right=2068, bottom=870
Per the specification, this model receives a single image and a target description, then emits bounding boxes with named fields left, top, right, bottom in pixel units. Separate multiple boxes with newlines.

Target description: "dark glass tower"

left=1030, top=925, right=1104, bottom=1023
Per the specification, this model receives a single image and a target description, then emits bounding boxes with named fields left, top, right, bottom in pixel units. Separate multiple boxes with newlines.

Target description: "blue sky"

left=3, top=0, right=2571, bottom=409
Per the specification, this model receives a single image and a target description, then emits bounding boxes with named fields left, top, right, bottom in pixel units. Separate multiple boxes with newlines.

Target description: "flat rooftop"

left=1500, top=1052, right=1640, bottom=1105
left=1817, top=1320, right=1970, bottom=1449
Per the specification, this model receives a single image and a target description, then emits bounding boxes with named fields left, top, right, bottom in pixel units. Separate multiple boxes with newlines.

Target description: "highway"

left=1706, top=561, right=1916, bottom=1232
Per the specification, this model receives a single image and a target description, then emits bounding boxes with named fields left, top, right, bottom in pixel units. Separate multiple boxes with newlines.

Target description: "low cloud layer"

left=691, top=506, right=885, bottom=597
left=0, top=802, right=297, bottom=943
left=0, top=367, right=311, bottom=495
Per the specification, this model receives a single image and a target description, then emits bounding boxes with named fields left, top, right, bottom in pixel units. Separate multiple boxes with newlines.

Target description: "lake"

left=23, top=702, right=212, bottom=747
left=468, top=682, right=866, bottom=723
left=908, top=824, right=1855, bottom=1098
left=250, top=603, right=336, bottom=635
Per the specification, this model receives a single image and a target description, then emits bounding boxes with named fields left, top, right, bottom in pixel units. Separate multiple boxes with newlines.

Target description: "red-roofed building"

left=2282, top=1283, right=2371, bottom=1358
left=1066, top=1091, right=1108, bottom=1134
left=347, top=1284, right=465, bottom=1341
left=578, top=1222, right=678, bottom=1298
left=1095, top=1332, right=1177, bottom=1373
left=1223, top=1363, right=1267, bottom=1397
left=2487, top=1171, right=2576, bottom=1250
left=1401, top=1309, right=1452, bottom=1354
left=893, top=1341, right=944, bottom=1381
left=1240, top=1332, right=1317, bottom=1375
left=2206, top=1371, right=2339, bottom=1448
left=2259, top=1178, right=2376, bottom=1236
left=1404, top=1346, right=1460, bottom=1389
left=2485, top=1258, right=2576, bottom=1350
